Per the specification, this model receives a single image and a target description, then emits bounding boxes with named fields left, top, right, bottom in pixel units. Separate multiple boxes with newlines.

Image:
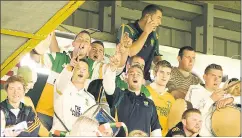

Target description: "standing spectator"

left=50, top=59, right=96, bottom=133
left=116, top=4, right=163, bottom=82
left=103, top=64, right=161, bottom=136
left=36, top=31, right=92, bottom=132
left=88, top=41, right=105, bottom=63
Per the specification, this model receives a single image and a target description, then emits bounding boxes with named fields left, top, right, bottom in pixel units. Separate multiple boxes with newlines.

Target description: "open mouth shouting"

left=132, top=79, right=138, bottom=84
left=93, top=54, right=98, bottom=60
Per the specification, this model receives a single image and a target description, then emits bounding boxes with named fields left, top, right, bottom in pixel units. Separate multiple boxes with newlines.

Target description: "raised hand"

left=120, top=32, right=133, bottom=48
left=108, top=53, right=121, bottom=71
left=144, top=16, right=156, bottom=34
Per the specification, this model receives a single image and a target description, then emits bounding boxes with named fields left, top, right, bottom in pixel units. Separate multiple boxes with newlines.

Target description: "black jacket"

left=0, top=100, right=40, bottom=137
left=166, top=122, right=200, bottom=137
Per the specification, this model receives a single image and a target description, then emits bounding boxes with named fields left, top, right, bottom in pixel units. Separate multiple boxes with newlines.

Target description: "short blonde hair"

left=69, top=116, right=99, bottom=136
left=129, top=130, right=148, bottom=137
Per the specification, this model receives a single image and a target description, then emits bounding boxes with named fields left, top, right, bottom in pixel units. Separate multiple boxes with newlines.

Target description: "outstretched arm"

left=103, top=54, right=120, bottom=95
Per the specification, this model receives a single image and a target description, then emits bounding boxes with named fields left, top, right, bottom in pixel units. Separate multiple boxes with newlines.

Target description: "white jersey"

left=185, top=84, right=240, bottom=136
left=51, top=67, right=96, bottom=132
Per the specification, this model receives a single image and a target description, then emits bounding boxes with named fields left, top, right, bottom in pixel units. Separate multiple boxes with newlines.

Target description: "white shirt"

left=51, top=68, right=96, bottom=132
left=185, top=84, right=240, bottom=136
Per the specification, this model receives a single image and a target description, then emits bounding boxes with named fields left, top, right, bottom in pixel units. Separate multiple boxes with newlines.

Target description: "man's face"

left=72, top=61, right=89, bottom=83
left=88, top=43, right=104, bottom=62
left=7, top=81, right=25, bottom=104
left=178, top=50, right=196, bottom=72
left=203, top=69, right=223, bottom=90
left=150, top=10, right=162, bottom=31
left=72, top=33, right=91, bottom=58
left=183, top=113, right=202, bottom=134
left=155, top=66, right=171, bottom=86
left=127, top=67, right=144, bottom=91
left=128, top=57, right=145, bottom=71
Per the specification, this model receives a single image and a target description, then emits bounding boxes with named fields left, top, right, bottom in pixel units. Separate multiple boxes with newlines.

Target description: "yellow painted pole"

left=1, top=1, right=85, bottom=77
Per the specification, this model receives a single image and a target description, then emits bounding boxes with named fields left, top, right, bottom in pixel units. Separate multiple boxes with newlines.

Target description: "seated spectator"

left=0, top=66, right=49, bottom=136
left=185, top=64, right=240, bottom=136
left=166, top=46, right=202, bottom=99
left=1, top=66, right=37, bottom=102
left=166, top=108, right=202, bottom=137
left=103, top=64, right=161, bottom=136
left=0, top=76, right=40, bottom=137
left=146, top=60, right=175, bottom=136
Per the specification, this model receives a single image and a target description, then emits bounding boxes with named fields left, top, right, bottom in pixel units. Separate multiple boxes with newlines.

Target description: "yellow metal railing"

left=1, top=1, right=85, bottom=77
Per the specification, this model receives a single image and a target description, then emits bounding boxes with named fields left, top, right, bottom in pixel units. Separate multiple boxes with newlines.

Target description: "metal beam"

left=1, top=29, right=45, bottom=40
left=111, top=1, right=122, bottom=34
left=199, top=26, right=240, bottom=43
left=1, top=1, right=85, bottom=77
left=191, top=15, right=203, bottom=50
left=98, top=2, right=111, bottom=32
left=57, top=24, right=116, bottom=42
left=142, top=1, right=203, bottom=14
left=203, top=3, right=214, bottom=55
left=79, top=1, right=99, bottom=13
left=98, top=2, right=105, bottom=31
left=214, top=9, right=240, bottom=23
left=214, top=27, right=241, bottom=42
left=78, top=2, right=191, bottom=32
left=171, top=29, right=176, bottom=47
